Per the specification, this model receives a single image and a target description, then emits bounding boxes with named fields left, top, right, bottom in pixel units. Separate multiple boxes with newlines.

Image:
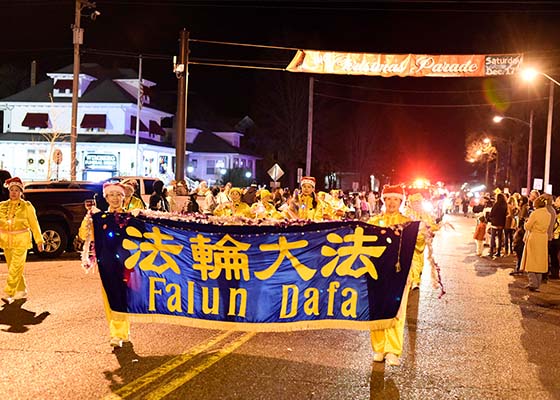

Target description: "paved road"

left=1, top=214, right=560, bottom=399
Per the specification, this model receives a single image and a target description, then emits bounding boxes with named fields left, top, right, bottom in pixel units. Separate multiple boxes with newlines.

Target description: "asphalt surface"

left=1, top=214, right=560, bottom=399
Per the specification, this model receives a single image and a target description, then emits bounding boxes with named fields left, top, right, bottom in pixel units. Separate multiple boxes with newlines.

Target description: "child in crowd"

left=473, top=215, right=487, bottom=256
left=510, top=223, right=526, bottom=276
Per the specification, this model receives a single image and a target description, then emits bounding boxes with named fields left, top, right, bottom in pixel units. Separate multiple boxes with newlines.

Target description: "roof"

left=188, top=131, right=257, bottom=156
left=53, top=63, right=140, bottom=80
left=1, top=76, right=137, bottom=104
left=0, top=63, right=171, bottom=109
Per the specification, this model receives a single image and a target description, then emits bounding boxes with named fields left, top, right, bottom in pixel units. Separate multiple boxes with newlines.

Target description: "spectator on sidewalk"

left=510, top=223, right=526, bottom=276
left=504, top=196, right=519, bottom=255
left=520, top=196, right=551, bottom=292
left=550, top=197, right=560, bottom=280
left=473, top=215, right=487, bottom=257
left=488, top=193, right=508, bottom=259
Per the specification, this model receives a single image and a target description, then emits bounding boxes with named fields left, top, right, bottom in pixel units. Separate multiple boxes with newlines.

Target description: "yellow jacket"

left=214, top=201, right=252, bottom=218
left=250, top=201, right=282, bottom=219
left=368, top=211, right=410, bottom=227
left=124, top=196, right=145, bottom=211
left=296, top=194, right=324, bottom=221
left=0, top=199, right=44, bottom=249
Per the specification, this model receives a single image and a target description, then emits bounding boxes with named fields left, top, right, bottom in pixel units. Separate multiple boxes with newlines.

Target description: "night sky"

left=2, top=0, right=560, bottom=190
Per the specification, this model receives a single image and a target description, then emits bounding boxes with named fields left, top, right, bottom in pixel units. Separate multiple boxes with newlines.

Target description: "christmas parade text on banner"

left=286, top=50, right=523, bottom=77
left=93, top=213, right=420, bottom=332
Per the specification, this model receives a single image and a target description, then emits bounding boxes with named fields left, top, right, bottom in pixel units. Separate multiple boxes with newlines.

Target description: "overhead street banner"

left=92, top=213, right=419, bottom=332
left=286, top=50, right=523, bottom=77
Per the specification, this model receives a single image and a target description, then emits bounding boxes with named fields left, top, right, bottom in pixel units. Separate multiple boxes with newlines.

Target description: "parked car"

left=23, top=182, right=105, bottom=258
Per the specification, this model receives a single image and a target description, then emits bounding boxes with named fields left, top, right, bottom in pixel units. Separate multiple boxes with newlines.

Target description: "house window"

left=247, top=160, right=252, bottom=169
left=240, top=159, right=245, bottom=168
left=159, top=155, right=168, bottom=174
left=192, top=159, right=198, bottom=168
left=206, top=160, right=215, bottom=175
left=233, top=158, right=239, bottom=168
left=53, top=79, right=73, bottom=95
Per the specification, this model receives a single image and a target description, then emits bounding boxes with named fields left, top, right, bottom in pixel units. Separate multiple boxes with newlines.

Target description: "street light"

left=521, top=68, right=560, bottom=193
left=493, top=111, right=534, bottom=193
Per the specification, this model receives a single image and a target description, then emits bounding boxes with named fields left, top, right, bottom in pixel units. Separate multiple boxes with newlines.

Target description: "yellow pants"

left=370, top=316, right=406, bottom=356
left=101, top=285, right=130, bottom=340
left=3, top=247, right=28, bottom=297
left=410, top=250, right=425, bottom=286
left=370, top=281, right=411, bottom=356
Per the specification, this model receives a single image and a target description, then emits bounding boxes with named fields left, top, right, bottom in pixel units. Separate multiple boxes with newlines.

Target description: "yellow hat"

left=229, top=187, right=242, bottom=196
left=258, top=189, right=272, bottom=200
left=408, top=193, right=424, bottom=202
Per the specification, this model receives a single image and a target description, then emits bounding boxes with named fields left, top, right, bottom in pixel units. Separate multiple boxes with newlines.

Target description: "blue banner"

left=93, top=213, right=419, bottom=332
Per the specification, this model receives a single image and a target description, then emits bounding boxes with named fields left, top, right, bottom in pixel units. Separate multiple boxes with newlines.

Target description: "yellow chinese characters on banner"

left=286, top=50, right=523, bottom=77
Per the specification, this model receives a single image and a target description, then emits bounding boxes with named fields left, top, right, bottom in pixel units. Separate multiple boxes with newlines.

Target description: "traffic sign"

left=267, top=163, right=284, bottom=181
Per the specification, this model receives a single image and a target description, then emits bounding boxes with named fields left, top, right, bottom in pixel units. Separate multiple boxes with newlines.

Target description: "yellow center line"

left=104, top=331, right=234, bottom=400
left=144, top=332, right=257, bottom=400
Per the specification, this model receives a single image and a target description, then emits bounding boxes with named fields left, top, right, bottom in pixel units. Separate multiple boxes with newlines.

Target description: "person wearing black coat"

left=149, top=180, right=170, bottom=212
left=489, top=193, right=508, bottom=258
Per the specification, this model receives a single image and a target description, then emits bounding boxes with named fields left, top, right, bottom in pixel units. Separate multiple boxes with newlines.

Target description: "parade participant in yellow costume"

left=317, top=191, right=335, bottom=220
left=213, top=187, right=251, bottom=217
left=293, top=176, right=324, bottom=221
left=0, top=177, right=44, bottom=303
left=121, top=180, right=145, bottom=211
left=250, top=189, right=282, bottom=219
left=404, top=192, right=439, bottom=290
left=367, top=184, right=416, bottom=366
left=329, top=189, right=348, bottom=220
left=79, top=182, right=131, bottom=348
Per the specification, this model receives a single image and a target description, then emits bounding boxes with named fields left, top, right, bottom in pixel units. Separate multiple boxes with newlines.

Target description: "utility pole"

left=526, top=109, right=534, bottom=192
left=174, top=29, right=189, bottom=182
left=70, top=0, right=97, bottom=181
left=305, top=76, right=314, bottom=177
left=135, top=55, right=142, bottom=176
left=544, top=81, right=554, bottom=192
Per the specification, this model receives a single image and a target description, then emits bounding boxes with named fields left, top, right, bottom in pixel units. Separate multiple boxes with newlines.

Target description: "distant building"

left=0, top=63, right=259, bottom=184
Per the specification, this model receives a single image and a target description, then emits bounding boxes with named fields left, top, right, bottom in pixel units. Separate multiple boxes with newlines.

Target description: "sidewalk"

left=452, top=215, right=560, bottom=310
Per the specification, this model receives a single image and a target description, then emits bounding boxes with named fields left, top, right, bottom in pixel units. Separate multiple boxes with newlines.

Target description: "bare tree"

left=40, top=94, right=69, bottom=180
left=252, top=71, right=308, bottom=187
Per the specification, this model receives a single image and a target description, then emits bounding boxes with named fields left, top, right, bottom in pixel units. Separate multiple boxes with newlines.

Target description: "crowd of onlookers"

left=470, top=189, right=560, bottom=292
left=148, top=179, right=391, bottom=221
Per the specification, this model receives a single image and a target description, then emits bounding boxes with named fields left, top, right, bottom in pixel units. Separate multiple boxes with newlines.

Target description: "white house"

left=0, top=63, right=259, bottom=185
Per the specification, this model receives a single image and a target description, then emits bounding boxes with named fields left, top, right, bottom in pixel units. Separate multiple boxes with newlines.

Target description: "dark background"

left=2, top=0, right=560, bottom=191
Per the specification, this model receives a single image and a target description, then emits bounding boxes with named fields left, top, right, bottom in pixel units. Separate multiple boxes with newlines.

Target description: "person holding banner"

left=367, top=184, right=415, bottom=366
left=292, top=176, right=324, bottom=221
left=0, top=177, right=44, bottom=303
left=78, top=182, right=131, bottom=348
left=121, top=179, right=145, bottom=211
left=213, top=187, right=251, bottom=217
left=250, top=189, right=282, bottom=219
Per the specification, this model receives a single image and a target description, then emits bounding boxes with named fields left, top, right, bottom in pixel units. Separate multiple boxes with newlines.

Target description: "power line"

left=189, top=61, right=285, bottom=72
left=77, top=1, right=560, bottom=13
left=315, top=92, right=549, bottom=108
left=190, top=38, right=298, bottom=52
left=315, top=79, right=520, bottom=94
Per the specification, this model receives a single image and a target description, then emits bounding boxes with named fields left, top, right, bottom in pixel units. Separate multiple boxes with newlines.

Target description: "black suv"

left=23, top=181, right=107, bottom=258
